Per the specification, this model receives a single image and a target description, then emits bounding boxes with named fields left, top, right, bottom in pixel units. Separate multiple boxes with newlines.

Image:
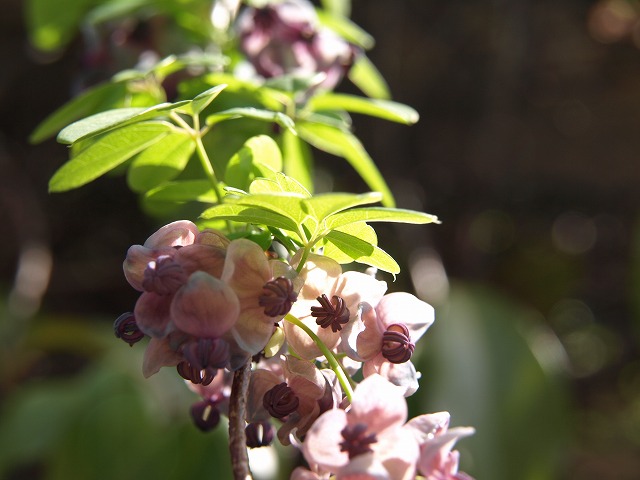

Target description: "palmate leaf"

left=296, top=120, right=395, bottom=207
left=127, top=130, right=195, bottom=192
left=49, top=122, right=173, bottom=192
left=233, top=193, right=311, bottom=227
left=307, top=93, right=419, bottom=125
left=205, top=107, right=296, bottom=134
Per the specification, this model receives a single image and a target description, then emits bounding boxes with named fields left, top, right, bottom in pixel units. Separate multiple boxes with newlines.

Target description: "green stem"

left=284, top=313, right=354, bottom=402
left=295, top=245, right=311, bottom=274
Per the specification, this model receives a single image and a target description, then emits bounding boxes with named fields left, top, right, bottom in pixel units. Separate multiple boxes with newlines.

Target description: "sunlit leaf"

left=29, top=82, right=127, bottom=144
left=205, top=107, right=295, bottom=133
left=348, top=54, right=390, bottom=100
left=297, top=121, right=395, bottom=207
left=316, top=10, right=373, bottom=49
left=57, top=102, right=188, bottom=144
left=145, top=180, right=217, bottom=203
left=326, top=207, right=439, bottom=230
left=201, top=203, right=301, bottom=235
left=226, top=135, right=282, bottom=190
left=320, top=0, right=351, bottom=17
left=281, top=129, right=314, bottom=193
left=249, top=173, right=311, bottom=198
left=233, top=193, right=310, bottom=226
left=49, top=122, right=173, bottom=192
left=303, top=192, right=382, bottom=224
left=183, top=84, right=228, bottom=115
left=307, top=93, right=419, bottom=124
left=322, top=220, right=378, bottom=264
left=127, top=131, right=195, bottom=192
left=325, top=228, right=399, bottom=274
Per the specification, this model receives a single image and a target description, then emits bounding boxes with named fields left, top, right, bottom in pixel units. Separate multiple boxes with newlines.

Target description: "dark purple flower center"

left=311, top=294, right=350, bottom=332
left=259, top=276, right=297, bottom=317
left=142, top=255, right=187, bottom=295
left=190, top=399, right=221, bottom=432
left=245, top=420, right=275, bottom=448
left=339, top=423, right=377, bottom=459
left=113, top=312, right=145, bottom=346
left=263, top=382, right=299, bottom=419
left=381, top=323, right=415, bottom=364
left=177, top=338, right=230, bottom=385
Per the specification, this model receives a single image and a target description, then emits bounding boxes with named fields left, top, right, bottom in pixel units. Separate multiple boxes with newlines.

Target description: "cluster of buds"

left=116, top=221, right=474, bottom=479
left=236, top=0, right=357, bottom=91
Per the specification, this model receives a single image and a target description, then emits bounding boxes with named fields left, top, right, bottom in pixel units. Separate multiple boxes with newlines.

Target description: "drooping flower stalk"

left=285, top=313, right=354, bottom=402
left=228, top=359, right=253, bottom=480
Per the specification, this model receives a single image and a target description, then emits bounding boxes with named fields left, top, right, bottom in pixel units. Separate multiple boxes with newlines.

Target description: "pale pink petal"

left=333, top=272, right=387, bottom=312
left=374, top=428, right=420, bottom=480
left=143, top=220, right=198, bottom=248
left=171, top=272, right=239, bottom=338
left=336, top=453, right=389, bottom=480
left=356, top=303, right=386, bottom=361
left=404, top=412, right=451, bottom=444
left=290, top=467, right=327, bottom=480
left=363, top=354, right=420, bottom=397
left=195, top=229, right=230, bottom=248
left=417, top=427, right=475, bottom=476
left=349, top=374, right=407, bottom=434
left=302, top=408, right=349, bottom=471
left=375, top=292, right=434, bottom=341
left=296, top=254, right=342, bottom=300
left=284, top=302, right=341, bottom=359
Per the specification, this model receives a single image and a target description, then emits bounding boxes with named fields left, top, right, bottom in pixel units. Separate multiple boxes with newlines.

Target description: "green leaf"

left=296, top=121, right=395, bottom=207
left=307, top=93, right=419, bottom=124
left=205, top=107, right=295, bottom=133
left=184, top=84, right=228, bottom=115
left=29, top=82, right=127, bottom=144
left=26, top=0, right=94, bottom=51
left=322, top=220, right=377, bottom=263
left=326, top=207, right=440, bottom=230
left=320, top=0, right=351, bottom=18
left=85, top=0, right=151, bottom=25
left=225, top=135, right=282, bottom=190
left=348, top=54, right=390, bottom=100
left=316, top=10, right=373, bottom=49
left=145, top=180, right=217, bottom=203
left=249, top=172, right=311, bottom=198
left=303, top=192, right=382, bottom=224
left=200, top=203, right=300, bottom=235
left=325, top=229, right=399, bottom=274
left=49, top=122, right=173, bottom=192
left=281, top=129, right=314, bottom=193
left=233, top=193, right=310, bottom=226
left=57, top=101, right=189, bottom=145
left=127, top=131, right=195, bottom=192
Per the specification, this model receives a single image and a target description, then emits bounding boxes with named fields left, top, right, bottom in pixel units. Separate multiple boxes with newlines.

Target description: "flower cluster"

left=116, top=221, right=474, bottom=479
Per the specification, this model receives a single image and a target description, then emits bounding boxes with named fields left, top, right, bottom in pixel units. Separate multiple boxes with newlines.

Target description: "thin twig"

left=228, top=360, right=253, bottom=480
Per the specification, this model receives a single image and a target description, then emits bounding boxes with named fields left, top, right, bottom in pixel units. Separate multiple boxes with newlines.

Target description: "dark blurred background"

left=1, top=0, right=640, bottom=479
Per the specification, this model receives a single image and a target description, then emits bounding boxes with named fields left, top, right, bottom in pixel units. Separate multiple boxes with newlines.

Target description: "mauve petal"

left=123, top=245, right=176, bottom=291
left=375, top=292, right=434, bottom=342
left=142, top=336, right=183, bottom=378
left=222, top=239, right=272, bottom=299
left=302, top=408, right=349, bottom=471
left=143, top=220, right=198, bottom=248
left=134, top=292, right=173, bottom=337
left=356, top=303, right=386, bottom=361
left=349, top=374, right=407, bottom=434
left=175, top=244, right=226, bottom=278
left=229, top=304, right=277, bottom=357
left=195, top=229, right=230, bottom=248
left=247, top=369, right=282, bottom=422
left=171, top=272, right=239, bottom=338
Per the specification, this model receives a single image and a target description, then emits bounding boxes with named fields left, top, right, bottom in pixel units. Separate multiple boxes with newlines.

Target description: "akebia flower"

left=301, top=374, right=420, bottom=479
left=357, top=292, right=434, bottom=396
left=284, top=254, right=387, bottom=361
left=237, top=0, right=356, bottom=90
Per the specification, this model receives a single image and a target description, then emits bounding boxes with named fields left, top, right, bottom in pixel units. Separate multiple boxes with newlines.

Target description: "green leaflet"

left=225, top=135, right=282, bottom=191
left=200, top=203, right=301, bottom=237
left=296, top=120, right=395, bottom=207
left=316, top=10, right=374, bottom=49
left=326, top=207, right=440, bottom=230
left=49, top=122, right=173, bottom=192
left=324, top=229, right=399, bottom=274
left=144, top=180, right=217, bottom=203
left=280, top=129, right=314, bottom=193
left=307, top=93, right=419, bottom=125
left=348, top=54, right=390, bottom=100
left=302, top=192, right=382, bottom=223
left=127, top=131, right=195, bottom=192
left=205, top=107, right=295, bottom=134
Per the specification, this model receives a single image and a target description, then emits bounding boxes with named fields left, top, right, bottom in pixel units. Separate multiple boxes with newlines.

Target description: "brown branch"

left=228, top=360, right=252, bottom=480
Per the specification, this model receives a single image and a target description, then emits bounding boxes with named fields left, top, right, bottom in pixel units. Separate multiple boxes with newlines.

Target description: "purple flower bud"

left=245, top=420, right=275, bottom=448
left=113, top=312, right=145, bottom=346
left=190, top=399, right=221, bottom=432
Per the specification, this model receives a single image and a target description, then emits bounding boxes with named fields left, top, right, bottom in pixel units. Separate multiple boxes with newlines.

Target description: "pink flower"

left=247, top=355, right=340, bottom=446
left=404, top=412, right=475, bottom=480
left=357, top=292, right=434, bottom=396
left=301, top=374, right=420, bottom=479
left=284, top=254, right=386, bottom=361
